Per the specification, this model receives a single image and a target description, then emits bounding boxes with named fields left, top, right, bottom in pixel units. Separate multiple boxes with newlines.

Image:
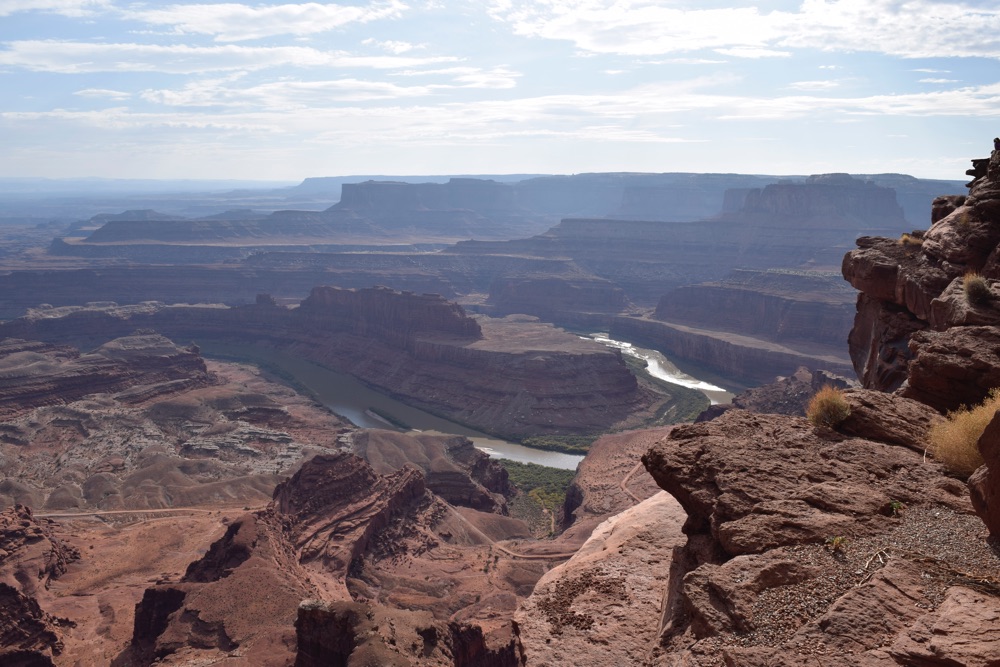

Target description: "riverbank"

left=200, top=342, right=586, bottom=470
left=200, top=334, right=736, bottom=467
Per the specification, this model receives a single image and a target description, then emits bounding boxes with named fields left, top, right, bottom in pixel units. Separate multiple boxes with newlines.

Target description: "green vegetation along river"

left=201, top=336, right=734, bottom=471
left=199, top=342, right=586, bottom=470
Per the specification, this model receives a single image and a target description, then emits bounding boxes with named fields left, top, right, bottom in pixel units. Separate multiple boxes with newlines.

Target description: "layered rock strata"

left=0, top=287, right=653, bottom=438
left=353, top=430, right=510, bottom=514
left=455, top=174, right=923, bottom=306
left=0, top=334, right=209, bottom=420
left=609, top=314, right=854, bottom=387
left=123, top=452, right=532, bottom=666
left=0, top=345, right=349, bottom=511
left=654, top=269, right=856, bottom=348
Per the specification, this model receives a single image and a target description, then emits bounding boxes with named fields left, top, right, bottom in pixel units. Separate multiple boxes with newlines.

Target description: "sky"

left=1, top=0, right=999, bottom=182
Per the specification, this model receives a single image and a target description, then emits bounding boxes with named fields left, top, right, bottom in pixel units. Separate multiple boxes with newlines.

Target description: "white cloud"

left=0, top=0, right=109, bottom=16
left=486, top=0, right=1000, bottom=60
left=919, top=78, right=959, bottom=84
left=637, top=58, right=727, bottom=65
left=362, top=38, right=420, bottom=54
left=125, top=1, right=407, bottom=42
left=6, top=62, right=999, bottom=143
left=140, top=77, right=435, bottom=107
left=714, top=47, right=790, bottom=59
left=787, top=80, right=840, bottom=91
left=449, top=66, right=520, bottom=89
left=5, top=80, right=1000, bottom=179
left=0, top=40, right=458, bottom=73
left=73, top=88, right=132, bottom=100
left=136, top=65, right=520, bottom=110
left=490, top=3, right=780, bottom=56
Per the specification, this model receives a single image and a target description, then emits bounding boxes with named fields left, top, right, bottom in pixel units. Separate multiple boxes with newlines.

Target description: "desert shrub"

left=499, top=460, right=575, bottom=514
left=806, top=386, right=851, bottom=428
left=927, top=389, right=1000, bottom=476
left=899, top=233, right=923, bottom=247
left=521, top=435, right=595, bottom=454
left=963, top=272, right=992, bottom=306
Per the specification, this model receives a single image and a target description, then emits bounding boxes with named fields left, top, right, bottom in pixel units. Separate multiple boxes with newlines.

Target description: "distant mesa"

left=2, top=167, right=969, bottom=399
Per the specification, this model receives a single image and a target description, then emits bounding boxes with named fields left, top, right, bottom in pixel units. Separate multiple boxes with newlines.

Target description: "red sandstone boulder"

left=969, top=411, right=1000, bottom=537
left=642, top=409, right=966, bottom=558
left=887, top=586, right=1000, bottom=666
left=637, top=408, right=1000, bottom=666
left=903, top=326, right=1000, bottom=412
left=837, top=388, right=942, bottom=452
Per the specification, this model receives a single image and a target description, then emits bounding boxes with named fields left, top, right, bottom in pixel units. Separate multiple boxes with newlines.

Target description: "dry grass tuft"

left=927, top=389, right=1000, bottom=476
left=963, top=272, right=992, bottom=306
left=899, top=233, right=924, bottom=247
left=807, top=386, right=851, bottom=428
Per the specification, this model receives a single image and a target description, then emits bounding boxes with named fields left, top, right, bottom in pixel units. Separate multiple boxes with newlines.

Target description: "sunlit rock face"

left=844, top=152, right=1000, bottom=412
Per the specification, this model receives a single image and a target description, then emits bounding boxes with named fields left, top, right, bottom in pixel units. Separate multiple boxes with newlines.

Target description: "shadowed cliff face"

left=843, top=151, right=1000, bottom=412
left=299, top=285, right=483, bottom=348
left=0, top=505, right=80, bottom=666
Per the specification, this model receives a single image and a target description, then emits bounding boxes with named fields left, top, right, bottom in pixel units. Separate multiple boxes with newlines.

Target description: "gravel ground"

left=712, top=504, right=1000, bottom=653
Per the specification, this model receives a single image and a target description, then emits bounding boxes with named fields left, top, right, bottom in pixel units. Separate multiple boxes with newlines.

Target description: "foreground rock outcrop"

left=515, top=492, right=686, bottom=667
left=633, top=408, right=996, bottom=665
left=844, top=150, right=1000, bottom=412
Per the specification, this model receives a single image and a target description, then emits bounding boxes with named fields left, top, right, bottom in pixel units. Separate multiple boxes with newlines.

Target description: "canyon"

left=0, top=287, right=668, bottom=439
left=1, top=169, right=959, bottom=385
left=5, top=160, right=1000, bottom=665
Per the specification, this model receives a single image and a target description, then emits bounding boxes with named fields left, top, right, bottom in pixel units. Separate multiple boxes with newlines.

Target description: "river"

left=201, top=336, right=732, bottom=471
left=199, top=343, right=585, bottom=470
left=586, top=334, right=734, bottom=405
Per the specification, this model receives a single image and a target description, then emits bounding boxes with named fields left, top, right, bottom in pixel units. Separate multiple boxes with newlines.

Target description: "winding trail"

left=445, top=505, right=576, bottom=561
left=620, top=462, right=645, bottom=504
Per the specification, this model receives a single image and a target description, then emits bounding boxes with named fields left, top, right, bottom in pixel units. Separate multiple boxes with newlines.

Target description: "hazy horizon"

left=3, top=1, right=999, bottom=182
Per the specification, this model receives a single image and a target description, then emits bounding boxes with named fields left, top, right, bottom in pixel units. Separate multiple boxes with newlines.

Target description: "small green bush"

left=927, top=389, right=1000, bottom=476
left=963, top=272, right=992, bottom=306
left=807, top=386, right=851, bottom=428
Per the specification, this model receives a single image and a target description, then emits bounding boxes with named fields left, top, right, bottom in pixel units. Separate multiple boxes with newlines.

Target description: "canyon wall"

left=843, top=152, right=1000, bottom=410
left=653, top=269, right=856, bottom=348
left=0, top=287, right=652, bottom=438
left=610, top=315, right=854, bottom=387
left=456, top=173, right=923, bottom=307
